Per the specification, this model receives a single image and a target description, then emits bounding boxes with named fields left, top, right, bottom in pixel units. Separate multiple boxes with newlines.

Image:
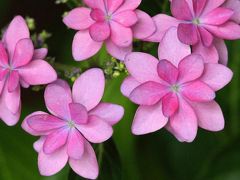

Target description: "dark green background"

left=0, top=0, right=240, bottom=179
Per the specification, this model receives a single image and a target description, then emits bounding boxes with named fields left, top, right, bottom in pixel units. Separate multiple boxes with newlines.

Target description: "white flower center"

left=192, top=18, right=200, bottom=25
left=67, top=120, right=76, bottom=128
left=171, top=84, right=180, bottom=93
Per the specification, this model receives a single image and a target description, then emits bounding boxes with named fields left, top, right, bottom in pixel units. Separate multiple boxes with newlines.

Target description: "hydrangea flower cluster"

left=0, top=0, right=240, bottom=179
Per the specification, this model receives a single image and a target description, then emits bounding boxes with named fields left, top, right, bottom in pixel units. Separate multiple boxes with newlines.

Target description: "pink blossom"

left=121, top=28, right=233, bottom=142
left=63, top=0, right=156, bottom=61
left=22, top=68, right=124, bottom=179
left=0, top=16, right=57, bottom=126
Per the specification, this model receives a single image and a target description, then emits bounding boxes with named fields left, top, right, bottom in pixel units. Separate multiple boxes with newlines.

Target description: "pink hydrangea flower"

left=121, top=28, right=233, bottom=142
left=0, top=16, right=57, bottom=126
left=22, top=68, right=124, bottom=179
left=146, top=0, right=240, bottom=65
left=63, top=0, right=156, bottom=61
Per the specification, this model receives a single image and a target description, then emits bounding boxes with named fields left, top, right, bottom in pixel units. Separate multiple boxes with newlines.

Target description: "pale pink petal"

left=44, top=81, right=72, bottom=119
left=158, top=27, right=191, bottom=67
left=69, top=140, right=99, bottom=179
left=177, top=23, right=199, bottom=45
left=132, top=10, right=156, bottom=39
left=124, top=52, right=161, bottom=83
left=106, top=40, right=132, bottom=61
left=132, top=102, right=168, bottom=135
left=157, top=60, right=179, bottom=84
left=171, top=0, right=193, bottom=20
left=204, top=22, right=240, bottom=40
left=69, top=103, right=88, bottom=124
left=182, top=81, right=215, bottom=102
left=191, top=101, right=225, bottom=131
left=116, top=0, right=141, bottom=12
left=113, top=10, right=138, bottom=27
left=26, top=114, right=66, bottom=134
left=120, top=76, right=140, bottom=97
left=130, top=81, right=168, bottom=105
left=214, top=38, right=228, bottom=65
left=73, top=68, right=105, bottom=111
left=20, top=79, right=30, bottom=88
left=110, top=21, right=132, bottom=47
left=67, top=128, right=85, bottom=159
left=33, top=137, right=45, bottom=152
left=192, top=42, right=219, bottom=63
left=84, top=0, right=105, bottom=10
left=8, top=70, right=19, bottom=92
left=198, top=27, right=213, bottom=47
left=200, top=63, right=233, bottom=91
left=77, top=115, right=113, bottom=143
left=33, top=48, right=48, bottom=60
left=89, top=103, right=124, bottom=125
left=144, top=14, right=179, bottom=42
left=63, top=7, right=94, bottom=30
left=12, top=38, right=34, bottom=68
left=193, top=0, right=207, bottom=16
left=4, top=16, right=30, bottom=59
left=178, top=54, right=204, bottom=83
left=106, top=0, right=124, bottom=13
left=38, top=146, right=68, bottom=176
left=43, top=127, right=69, bottom=154
left=162, top=92, right=179, bottom=117
left=201, top=8, right=233, bottom=25
left=89, top=22, right=110, bottom=42
left=0, top=42, right=8, bottom=66
left=0, top=75, right=6, bottom=94
left=167, top=98, right=198, bottom=142
left=18, top=60, right=57, bottom=85
left=202, top=0, right=226, bottom=15
left=72, top=30, right=103, bottom=61
left=223, top=0, right=240, bottom=23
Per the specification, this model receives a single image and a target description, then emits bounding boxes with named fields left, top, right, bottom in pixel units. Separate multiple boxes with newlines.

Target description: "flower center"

left=192, top=18, right=200, bottom=25
left=105, top=14, right=112, bottom=21
left=171, top=84, right=180, bottom=93
left=67, top=120, right=76, bottom=128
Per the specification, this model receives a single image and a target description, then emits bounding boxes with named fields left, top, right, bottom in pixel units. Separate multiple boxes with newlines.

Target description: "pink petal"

left=144, top=14, right=179, bottom=42
left=214, top=38, right=228, bottom=65
left=171, top=0, right=193, bottom=20
left=130, top=81, right=168, bottom=106
left=192, top=42, right=219, bottom=63
left=157, top=60, right=179, bottom=84
left=12, top=38, right=34, bottom=68
left=204, top=22, right=240, bottom=40
left=89, top=22, right=111, bottom=42
left=33, top=48, right=48, bottom=60
left=69, top=103, right=88, bottom=124
left=44, top=81, right=72, bottom=120
left=69, top=140, right=99, bottom=179
left=106, top=40, right=132, bottom=61
left=116, top=0, right=141, bottom=12
left=110, top=21, right=132, bottom=47
left=132, top=102, right=168, bottom=135
left=132, top=10, right=156, bottom=39
left=89, top=103, right=124, bottom=125
left=72, top=30, right=103, bottom=61
left=162, top=92, right=179, bottom=117
left=106, top=0, right=124, bottom=13
left=167, top=98, right=198, bottom=142
left=201, top=8, right=233, bottom=25
left=191, top=101, right=225, bottom=131
left=200, top=63, right=233, bottom=91
left=84, top=0, right=105, bottom=10
left=223, top=0, right=240, bottom=24
left=0, top=42, right=8, bottom=66
left=158, top=27, right=191, bottom=67
left=38, top=146, right=68, bottom=176
left=0, top=72, right=7, bottom=93
left=20, top=78, right=30, bottom=88
left=3, top=16, right=30, bottom=59
left=202, top=0, right=226, bottom=15
left=193, top=0, right=207, bottom=16
left=63, top=7, right=94, bottom=30
left=198, top=27, right=213, bottom=47
left=177, top=23, right=199, bottom=45
left=7, top=70, right=19, bottom=92
left=73, top=68, right=105, bottom=111
left=27, top=114, right=66, bottom=134
left=18, top=60, right=57, bottom=85
left=43, top=127, right=69, bottom=154
left=113, top=10, right=138, bottom=27
left=67, top=128, right=85, bottom=159
left=182, top=81, right=215, bottom=102
left=22, top=111, right=48, bottom=136
left=77, top=115, right=113, bottom=143
left=33, top=137, right=45, bottom=152
left=121, top=76, right=140, bottom=97
left=124, top=52, right=161, bottom=83
left=90, top=8, right=105, bottom=22
left=178, top=54, right=204, bottom=83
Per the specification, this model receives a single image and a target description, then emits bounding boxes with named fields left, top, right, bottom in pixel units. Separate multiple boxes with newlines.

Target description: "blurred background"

left=0, top=0, right=240, bottom=180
